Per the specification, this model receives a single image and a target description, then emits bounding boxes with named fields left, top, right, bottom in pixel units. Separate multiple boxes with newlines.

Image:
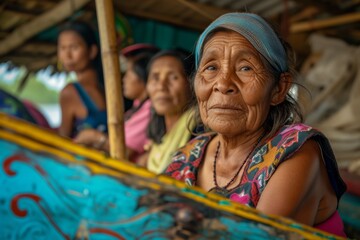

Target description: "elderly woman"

left=164, top=13, right=346, bottom=237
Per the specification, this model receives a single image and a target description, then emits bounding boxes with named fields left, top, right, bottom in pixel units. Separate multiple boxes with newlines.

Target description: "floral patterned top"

left=164, top=123, right=346, bottom=208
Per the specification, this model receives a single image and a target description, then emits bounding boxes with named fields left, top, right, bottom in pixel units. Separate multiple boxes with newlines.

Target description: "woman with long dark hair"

left=57, top=21, right=107, bottom=138
left=143, top=49, right=198, bottom=173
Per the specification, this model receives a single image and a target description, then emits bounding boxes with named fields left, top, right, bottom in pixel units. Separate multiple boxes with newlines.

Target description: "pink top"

left=124, top=99, right=151, bottom=162
left=23, top=100, right=51, bottom=129
left=314, top=211, right=346, bottom=237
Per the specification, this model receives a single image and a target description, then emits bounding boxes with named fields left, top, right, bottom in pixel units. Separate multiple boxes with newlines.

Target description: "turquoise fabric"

left=194, top=13, right=288, bottom=72
left=72, top=82, right=107, bottom=136
left=127, top=16, right=200, bottom=52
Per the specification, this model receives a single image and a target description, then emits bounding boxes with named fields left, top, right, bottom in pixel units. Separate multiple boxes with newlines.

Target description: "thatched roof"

left=0, top=0, right=359, bottom=71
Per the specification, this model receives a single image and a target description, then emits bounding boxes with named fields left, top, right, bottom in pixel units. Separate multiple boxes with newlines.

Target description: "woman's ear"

left=90, top=45, right=98, bottom=60
left=270, top=72, right=293, bottom=105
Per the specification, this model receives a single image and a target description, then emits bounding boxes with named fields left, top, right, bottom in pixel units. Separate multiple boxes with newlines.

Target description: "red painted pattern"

left=90, top=228, right=126, bottom=239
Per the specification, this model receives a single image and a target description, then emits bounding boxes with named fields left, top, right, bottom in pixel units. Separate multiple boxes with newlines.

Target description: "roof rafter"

left=0, top=0, right=91, bottom=56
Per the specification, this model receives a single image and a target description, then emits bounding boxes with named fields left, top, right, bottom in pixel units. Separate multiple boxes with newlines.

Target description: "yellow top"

left=147, top=109, right=195, bottom=174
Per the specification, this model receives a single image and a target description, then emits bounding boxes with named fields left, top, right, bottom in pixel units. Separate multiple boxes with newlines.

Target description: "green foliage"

left=0, top=67, right=24, bottom=94
left=0, top=69, right=61, bottom=104
left=19, top=74, right=59, bottom=104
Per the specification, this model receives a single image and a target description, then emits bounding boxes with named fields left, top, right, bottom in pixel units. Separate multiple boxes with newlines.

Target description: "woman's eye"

left=71, top=45, right=79, bottom=51
left=149, top=74, right=158, bottom=82
left=169, top=73, right=179, bottom=81
left=205, top=65, right=216, bottom=71
left=240, top=66, right=252, bottom=71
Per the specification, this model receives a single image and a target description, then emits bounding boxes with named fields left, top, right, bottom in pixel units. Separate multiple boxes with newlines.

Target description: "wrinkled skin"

left=195, top=31, right=279, bottom=138
left=195, top=31, right=339, bottom=228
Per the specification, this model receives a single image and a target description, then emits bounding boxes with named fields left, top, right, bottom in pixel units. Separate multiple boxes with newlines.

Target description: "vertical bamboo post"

left=95, top=0, right=126, bottom=160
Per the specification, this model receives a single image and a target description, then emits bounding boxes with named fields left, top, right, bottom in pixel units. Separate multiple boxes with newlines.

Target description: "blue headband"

left=195, top=13, right=288, bottom=73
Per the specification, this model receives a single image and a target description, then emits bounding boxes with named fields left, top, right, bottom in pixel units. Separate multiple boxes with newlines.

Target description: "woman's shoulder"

left=163, top=132, right=215, bottom=179
left=256, top=123, right=326, bottom=168
left=171, top=132, right=215, bottom=162
left=278, top=123, right=316, bottom=135
left=271, top=123, right=323, bottom=148
left=60, top=82, right=77, bottom=100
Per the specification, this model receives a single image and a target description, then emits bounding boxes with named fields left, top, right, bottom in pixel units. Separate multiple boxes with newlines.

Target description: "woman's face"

left=123, top=62, right=147, bottom=100
left=147, top=56, right=190, bottom=117
left=195, top=31, right=276, bottom=136
left=58, top=30, right=95, bottom=72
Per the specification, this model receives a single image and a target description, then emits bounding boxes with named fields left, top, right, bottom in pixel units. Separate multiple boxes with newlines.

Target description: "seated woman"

left=164, top=13, right=347, bottom=237
left=74, top=53, right=155, bottom=162
left=144, top=50, right=199, bottom=174
left=57, top=21, right=107, bottom=138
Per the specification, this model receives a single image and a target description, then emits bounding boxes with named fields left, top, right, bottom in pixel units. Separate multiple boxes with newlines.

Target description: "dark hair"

left=262, top=38, right=304, bottom=137
left=132, top=53, right=155, bottom=85
left=192, top=29, right=304, bottom=139
left=121, top=43, right=159, bottom=58
left=147, top=49, right=195, bottom=144
left=124, top=52, right=157, bottom=121
left=58, top=21, right=104, bottom=91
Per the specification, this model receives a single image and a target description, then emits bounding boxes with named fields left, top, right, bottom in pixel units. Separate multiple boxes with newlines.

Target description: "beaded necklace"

left=208, top=133, right=265, bottom=197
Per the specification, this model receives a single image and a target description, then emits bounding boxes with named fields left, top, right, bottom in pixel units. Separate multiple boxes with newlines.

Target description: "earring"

left=57, top=59, right=63, bottom=72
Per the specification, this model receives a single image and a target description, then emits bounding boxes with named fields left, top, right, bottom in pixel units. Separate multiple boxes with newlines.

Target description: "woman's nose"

left=62, top=49, right=71, bottom=60
left=214, top=70, right=237, bottom=94
left=157, top=76, right=168, bottom=90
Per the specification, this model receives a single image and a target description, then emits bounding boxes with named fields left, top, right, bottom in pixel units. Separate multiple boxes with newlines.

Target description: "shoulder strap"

left=73, top=82, right=98, bottom=112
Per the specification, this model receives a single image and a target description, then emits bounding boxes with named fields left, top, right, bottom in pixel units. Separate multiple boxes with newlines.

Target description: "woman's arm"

left=74, top=129, right=109, bottom=151
left=256, top=140, right=324, bottom=225
left=74, top=129, right=139, bottom=161
left=58, top=85, right=76, bottom=137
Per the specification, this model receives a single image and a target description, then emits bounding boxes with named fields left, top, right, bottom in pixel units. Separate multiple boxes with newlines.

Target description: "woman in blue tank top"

left=57, top=21, right=107, bottom=138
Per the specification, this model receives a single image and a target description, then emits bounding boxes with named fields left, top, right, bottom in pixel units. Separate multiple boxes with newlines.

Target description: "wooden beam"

left=291, top=12, right=360, bottom=33
left=0, top=31, right=8, bottom=38
left=117, top=0, right=229, bottom=30
left=120, top=8, right=209, bottom=30
left=174, top=0, right=229, bottom=20
left=0, top=0, right=10, bottom=14
left=96, top=0, right=126, bottom=160
left=175, top=0, right=215, bottom=20
left=27, top=55, right=57, bottom=71
left=0, top=54, right=57, bottom=71
left=0, top=0, right=91, bottom=56
left=16, top=42, right=57, bottom=55
left=290, top=6, right=320, bottom=23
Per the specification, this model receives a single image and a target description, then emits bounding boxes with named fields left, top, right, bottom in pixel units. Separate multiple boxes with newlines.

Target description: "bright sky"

left=0, top=62, right=73, bottom=92
left=36, top=65, right=71, bottom=92
left=0, top=62, right=21, bottom=84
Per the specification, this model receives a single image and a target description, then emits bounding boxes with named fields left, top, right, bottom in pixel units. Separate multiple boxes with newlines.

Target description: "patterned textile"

left=164, top=123, right=346, bottom=208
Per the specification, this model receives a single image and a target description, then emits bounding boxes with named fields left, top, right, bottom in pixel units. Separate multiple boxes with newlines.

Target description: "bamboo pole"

left=95, top=0, right=126, bottom=160
left=291, top=12, right=360, bottom=33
